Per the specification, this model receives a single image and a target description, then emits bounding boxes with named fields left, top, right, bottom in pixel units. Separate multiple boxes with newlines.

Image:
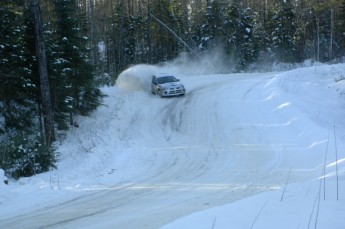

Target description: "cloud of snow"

left=116, top=64, right=159, bottom=91
left=116, top=47, right=233, bottom=92
left=162, top=47, right=233, bottom=76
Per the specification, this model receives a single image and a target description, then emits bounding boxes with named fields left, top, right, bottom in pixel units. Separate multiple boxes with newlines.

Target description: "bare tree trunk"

left=87, top=0, right=95, bottom=65
left=128, top=0, right=133, bottom=16
left=263, top=0, right=266, bottom=26
left=330, top=7, right=334, bottom=60
left=109, top=0, right=115, bottom=73
left=315, top=12, right=320, bottom=62
left=32, top=0, right=55, bottom=145
left=119, top=0, right=126, bottom=69
left=147, top=0, right=152, bottom=63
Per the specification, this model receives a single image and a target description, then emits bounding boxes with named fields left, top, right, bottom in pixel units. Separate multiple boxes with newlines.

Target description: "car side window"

left=152, top=76, right=157, bottom=85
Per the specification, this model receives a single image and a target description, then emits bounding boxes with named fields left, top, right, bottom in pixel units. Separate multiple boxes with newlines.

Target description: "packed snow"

left=0, top=63, right=345, bottom=229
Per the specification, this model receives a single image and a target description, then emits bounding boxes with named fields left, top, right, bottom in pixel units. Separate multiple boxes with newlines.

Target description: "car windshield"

left=157, top=76, right=178, bottom=84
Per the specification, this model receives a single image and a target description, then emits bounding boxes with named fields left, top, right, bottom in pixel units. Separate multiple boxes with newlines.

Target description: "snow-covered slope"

left=0, top=64, right=344, bottom=229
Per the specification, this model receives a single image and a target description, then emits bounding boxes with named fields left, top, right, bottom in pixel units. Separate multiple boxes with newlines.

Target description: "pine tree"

left=126, top=16, right=137, bottom=65
left=235, top=7, right=256, bottom=71
left=0, top=1, right=56, bottom=179
left=170, top=0, right=190, bottom=55
left=222, top=0, right=256, bottom=71
left=332, top=0, right=345, bottom=59
left=195, top=0, right=225, bottom=52
left=271, top=0, right=297, bottom=63
left=132, top=8, right=148, bottom=64
left=150, top=0, right=177, bottom=62
left=338, top=0, right=345, bottom=58
left=189, top=0, right=206, bottom=49
left=52, top=0, right=102, bottom=129
left=252, top=9, right=272, bottom=66
left=225, top=0, right=240, bottom=56
left=0, top=2, right=35, bottom=133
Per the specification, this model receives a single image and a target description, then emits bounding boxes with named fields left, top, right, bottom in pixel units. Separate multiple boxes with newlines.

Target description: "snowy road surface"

left=1, top=66, right=344, bottom=228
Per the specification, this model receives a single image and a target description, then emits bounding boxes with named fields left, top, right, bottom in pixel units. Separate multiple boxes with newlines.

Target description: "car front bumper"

left=161, top=88, right=186, bottom=97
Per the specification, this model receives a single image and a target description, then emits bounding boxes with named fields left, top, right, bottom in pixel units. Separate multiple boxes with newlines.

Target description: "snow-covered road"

left=1, top=65, right=344, bottom=228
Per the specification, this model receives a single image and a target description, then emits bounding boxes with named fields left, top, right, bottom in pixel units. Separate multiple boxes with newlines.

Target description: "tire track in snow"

left=0, top=73, right=321, bottom=229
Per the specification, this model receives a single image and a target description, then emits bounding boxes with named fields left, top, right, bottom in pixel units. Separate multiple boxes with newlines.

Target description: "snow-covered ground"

left=1, top=63, right=345, bottom=229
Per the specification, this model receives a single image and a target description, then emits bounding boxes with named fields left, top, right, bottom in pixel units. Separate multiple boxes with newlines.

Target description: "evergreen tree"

left=189, top=0, right=206, bottom=50
left=224, top=0, right=240, bottom=56
left=339, top=1, right=345, bottom=58
left=271, top=0, right=297, bottom=63
left=132, top=9, right=148, bottom=64
left=0, top=2, right=56, bottom=179
left=52, top=0, right=102, bottom=129
left=223, top=1, right=256, bottom=71
left=0, top=2, right=34, bottom=134
left=150, top=0, right=178, bottom=62
left=126, top=16, right=137, bottom=65
left=195, top=0, right=225, bottom=52
left=22, top=4, right=40, bottom=110
left=313, top=0, right=333, bottom=62
left=170, top=0, right=190, bottom=55
left=235, top=7, right=256, bottom=71
left=333, top=0, right=345, bottom=59
left=252, top=10, right=272, bottom=66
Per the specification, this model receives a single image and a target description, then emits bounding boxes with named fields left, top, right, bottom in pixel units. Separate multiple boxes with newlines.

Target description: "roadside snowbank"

left=0, top=169, right=8, bottom=186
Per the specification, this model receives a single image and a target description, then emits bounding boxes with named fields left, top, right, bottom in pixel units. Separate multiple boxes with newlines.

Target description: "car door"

left=151, top=76, right=158, bottom=94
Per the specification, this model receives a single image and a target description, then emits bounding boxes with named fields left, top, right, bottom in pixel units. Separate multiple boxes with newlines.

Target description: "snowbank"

left=1, top=63, right=345, bottom=229
left=0, top=169, right=8, bottom=186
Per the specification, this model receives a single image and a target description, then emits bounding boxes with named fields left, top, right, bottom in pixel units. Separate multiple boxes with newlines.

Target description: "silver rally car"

left=151, top=73, right=186, bottom=97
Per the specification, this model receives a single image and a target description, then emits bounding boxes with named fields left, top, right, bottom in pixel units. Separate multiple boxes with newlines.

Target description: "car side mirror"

left=177, top=79, right=180, bottom=82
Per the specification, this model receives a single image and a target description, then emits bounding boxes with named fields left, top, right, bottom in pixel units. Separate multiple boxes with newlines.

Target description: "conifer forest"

left=1, top=0, right=345, bottom=178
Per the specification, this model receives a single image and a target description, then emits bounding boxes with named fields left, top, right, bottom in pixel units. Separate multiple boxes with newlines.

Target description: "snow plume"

left=164, top=47, right=234, bottom=76
left=117, top=48, right=233, bottom=91
left=116, top=64, right=159, bottom=91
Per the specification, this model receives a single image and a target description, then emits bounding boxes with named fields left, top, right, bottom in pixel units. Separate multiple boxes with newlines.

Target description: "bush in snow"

left=0, top=133, right=56, bottom=179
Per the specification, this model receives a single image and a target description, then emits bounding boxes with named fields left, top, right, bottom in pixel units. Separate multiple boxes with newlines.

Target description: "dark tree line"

left=85, top=0, right=345, bottom=74
left=1, top=0, right=345, bottom=178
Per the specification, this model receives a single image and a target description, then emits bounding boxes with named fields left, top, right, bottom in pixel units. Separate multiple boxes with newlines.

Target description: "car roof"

left=154, top=73, right=174, bottom=78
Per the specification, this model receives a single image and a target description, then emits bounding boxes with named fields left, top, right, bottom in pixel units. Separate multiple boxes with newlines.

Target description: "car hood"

left=160, top=82, right=183, bottom=88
